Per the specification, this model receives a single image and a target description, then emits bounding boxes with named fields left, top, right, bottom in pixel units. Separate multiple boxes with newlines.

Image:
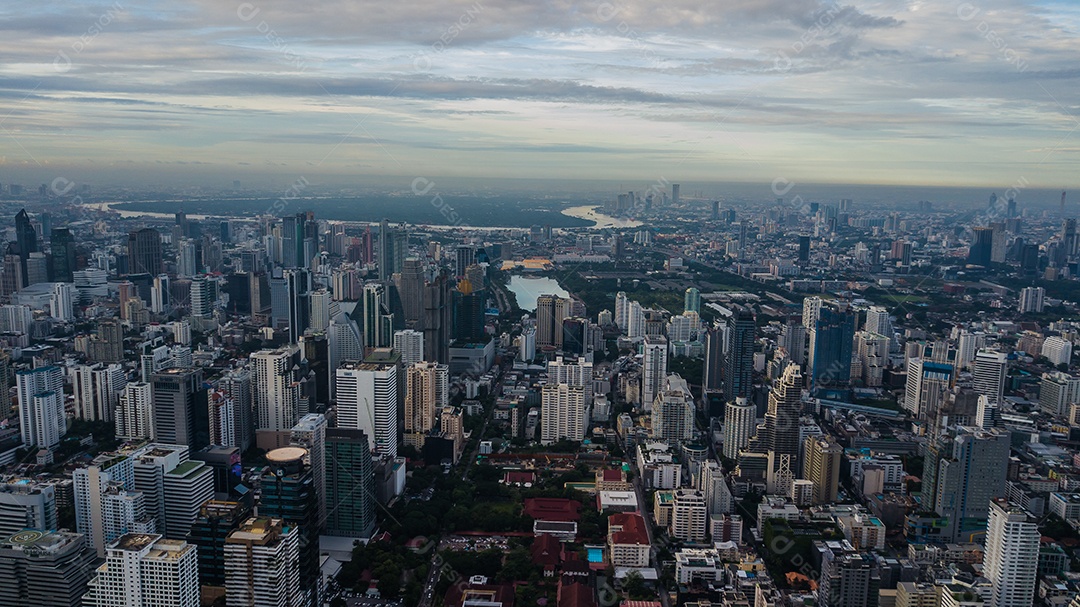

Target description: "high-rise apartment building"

left=224, top=518, right=302, bottom=607
left=540, top=384, right=586, bottom=445
left=83, top=533, right=199, bottom=607
left=983, top=499, right=1038, bottom=607
left=641, top=335, right=668, bottom=411
left=17, top=366, right=65, bottom=450
left=335, top=359, right=399, bottom=457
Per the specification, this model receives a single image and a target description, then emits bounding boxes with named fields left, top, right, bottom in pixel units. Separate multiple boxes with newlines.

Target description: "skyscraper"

left=983, top=499, right=1038, bottom=607
left=779, top=321, right=807, bottom=366
left=224, top=518, right=301, bottom=607
left=802, top=436, right=842, bottom=504
left=290, top=414, right=327, bottom=530
left=536, top=294, right=570, bottom=349
left=540, top=384, right=586, bottom=445
left=392, top=329, right=424, bottom=366
left=722, top=397, right=756, bottom=460
left=723, top=307, right=755, bottom=403
left=335, top=359, right=399, bottom=457
left=151, top=367, right=209, bottom=450
left=650, top=375, right=694, bottom=441
left=759, top=363, right=803, bottom=494
left=269, top=269, right=310, bottom=344
left=324, top=428, right=376, bottom=539
left=14, top=209, right=37, bottom=288
left=903, top=359, right=953, bottom=420
left=84, top=534, right=199, bottom=607
left=422, top=272, right=452, bottom=364
left=72, top=363, right=125, bottom=423
left=684, top=287, right=701, bottom=314
left=973, top=349, right=1007, bottom=406
left=404, top=362, right=449, bottom=449
left=377, top=219, right=407, bottom=282
left=932, top=427, right=1010, bottom=542
left=0, top=529, right=96, bottom=607
left=126, top=228, right=163, bottom=276
left=49, top=227, right=76, bottom=282
left=967, top=227, right=994, bottom=266
left=808, top=304, right=855, bottom=393
left=360, top=282, right=392, bottom=349
left=328, top=312, right=363, bottom=398
left=252, top=345, right=303, bottom=434
left=17, top=366, right=65, bottom=450
left=215, top=367, right=254, bottom=451
left=703, top=324, right=724, bottom=392
left=398, top=257, right=427, bottom=329
left=641, top=335, right=668, bottom=411
left=259, top=448, right=319, bottom=607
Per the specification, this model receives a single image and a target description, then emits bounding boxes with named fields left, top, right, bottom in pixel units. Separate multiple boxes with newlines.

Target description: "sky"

left=1, top=0, right=1079, bottom=190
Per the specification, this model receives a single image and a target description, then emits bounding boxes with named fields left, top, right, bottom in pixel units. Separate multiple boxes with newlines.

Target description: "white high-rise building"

left=1018, top=286, right=1045, bottom=314
left=151, top=274, right=169, bottom=313
left=696, top=460, right=733, bottom=515
left=328, top=312, right=363, bottom=397
left=335, top=360, right=399, bottom=456
left=308, top=288, right=336, bottom=332
left=1038, top=372, right=1080, bottom=417
left=189, top=275, right=213, bottom=318
left=116, top=382, right=154, bottom=441
left=973, top=349, right=1008, bottom=406
left=651, top=375, right=694, bottom=441
left=614, top=291, right=630, bottom=331
left=73, top=451, right=152, bottom=558
left=224, top=518, right=301, bottom=607
left=641, top=335, right=668, bottom=411
left=0, top=304, right=33, bottom=334
left=72, top=362, right=126, bottom=423
left=252, top=345, right=302, bottom=431
left=290, top=414, right=327, bottom=529
left=540, top=383, right=587, bottom=445
left=671, top=489, right=708, bottom=542
left=518, top=327, right=536, bottom=361
left=217, top=367, right=253, bottom=451
left=0, top=479, right=57, bottom=538
left=903, top=359, right=952, bottom=419
left=548, top=356, right=594, bottom=404
left=17, top=366, right=65, bottom=450
left=169, top=320, right=192, bottom=346
left=984, top=499, right=1038, bottom=607
left=132, top=444, right=213, bottom=541
left=863, top=306, right=891, bottom=338
left=393, top=329, right=424, bottom=366
left=84, top=533, right=199, bottom=607
left=723, top=397, right=756, bottom=460
left=802, top=296, right=823, bottom=329
left=1042, top=336, right=1073, bottom=366
left=956, top=331, right=985, bottom=370
left=51, top=282, right=74, bottom=321
left=626, top=301, right=646, bottom=339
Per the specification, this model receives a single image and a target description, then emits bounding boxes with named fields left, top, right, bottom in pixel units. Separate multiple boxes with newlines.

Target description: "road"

left=416, top=544, right=443, bottom=607
left=632, top=474, right=672, bottom=607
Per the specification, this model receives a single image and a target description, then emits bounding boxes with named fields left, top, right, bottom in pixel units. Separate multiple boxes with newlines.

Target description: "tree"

left=623, top=571, right=651, bottom=600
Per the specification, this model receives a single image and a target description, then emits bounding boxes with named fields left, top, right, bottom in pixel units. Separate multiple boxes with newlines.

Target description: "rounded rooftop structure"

left=266, top=447, right=307, bottom=464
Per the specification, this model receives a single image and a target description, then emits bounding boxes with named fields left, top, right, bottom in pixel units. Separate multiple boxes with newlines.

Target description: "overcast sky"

left=1, top=0, right=1079, bottom=189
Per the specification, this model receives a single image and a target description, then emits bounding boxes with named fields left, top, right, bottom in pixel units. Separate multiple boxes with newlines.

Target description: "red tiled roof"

left=531, top=533, right=563, bottom=568
left=608, top=513, right=649, bottom=545
left=558, top=582, right=596, bottom=607
left=602, top=469, right=623, bottom=481
left=524, top=498, right=582, bottom=522
left=505, top=471, right=536, bottom=484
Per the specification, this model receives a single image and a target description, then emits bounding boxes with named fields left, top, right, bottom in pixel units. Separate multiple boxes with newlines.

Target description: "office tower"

left=187, top=275, right=212, bottom=319
left=17, top=366, right=65, bottom=450
left=216, top=368, right=253, bottom=451
left=13, top=209, right=37, bottom=287
left=802, top=296, right=823, bottom=330
left=393, top=329, right=424, bottom=366
left=863, top=306, right=892, bottom=339
left=1018, top=286, right=1044, bottom=313
left=903, top=359, right=952, bottom=420
left=290, top=414, right=327, bottom=530
left=1042, top=336, right=1073, bottom=366
left=151, top=274, right=170, bottom=314
left=131, top=444, right=213, bottom=541
left=84, top=533, right=199, bottom=607
left=269, top=269, right=309, bottom=344
left=454, top=245, right=475, bottom=277
left=398, top=257, right=426, bottom=329
left=324, top=428, right=376, bottom=538
left=224, top=518, right=301, bottom=607
left=983, top=499, right=1038, bottom=607
left=281, top=213, right=306, bottom=269
left=1038, top=372, right=1080, bottom=417
left=360, top=282, right=391, bottom=349
left=453, top=279, right=487, bottom=342
left=802, top=436, right=842, bottom=504
left=308, top=288, right=334, bottom=331
left=967, top=227, right=994, bottom=266
left=932, top=427, right=1010, bottom=542
left=671, top=489, right=707, bottom=542
left=798, top=235, right=811, bottom=263
left=684, top=287, right=701, bottom=314
left=808, top=304, right=855, bottom=392
left=88, top=317, right=124, bottom=363
left=650, top=375, right=694, bottom=441
left=48, top=227, right=76, bottom=282
left=151, top=368, right=209, bottom=450
left=671, top=183, right=680, bottom=204
left=0, top=529, right=96, bottom=607
left=335, top=359, right=399, bottom=457
left=955, top=331, right=984, bottom=370
left=723, top=308, right=755, bottom=403
left=816, top=541, right=880, bottom=607
left=176, top=239, right=197, bottom=277
left=641, top=335, right=668, bottom=411
left=423, top=272, right=452, bottom=364
left=536, top=294, right=570, bottom=349
left=696, top=460, right=733, bottom=515
left=327, top=312, right=363, bottom=398
left=973, top=349, right=1007, bottom=406
left=72, top=363, right=125, bottom=423
left=127, top=228, right=163, bottom=276
left=73, top=451, right=148, bottom=558
left=760, top=363, right=803, bottom=493
left=252, top=345, right=303, bottom=433
left=47, top=281, right=74, bottom=322
left=626, top=300, right=646, bottom=339
left=0, top=480, right=56, bottom=537
left=378, top=219, right=407, bottom=282
left=259, top=448, right=319, bottom=607
left=990, top=221, right=1007, bottom=264
left=0, top=254, right=23, bottom=298
left=723, top=397, right=756, bottom=460
left=24, top=251, right=47, bottom=286
left=703, top=325, right=724, bottom=392
left=187, top=499, right=251, bottom=589
left=779, top=322, right=807, bottom=366
left=540, top=383, right=586, bottom=445
left=404, top=362, right=448, bottom=449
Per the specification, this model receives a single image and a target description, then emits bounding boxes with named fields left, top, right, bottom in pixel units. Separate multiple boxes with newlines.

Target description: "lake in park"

left=507, top=276, right=570, bottom=312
